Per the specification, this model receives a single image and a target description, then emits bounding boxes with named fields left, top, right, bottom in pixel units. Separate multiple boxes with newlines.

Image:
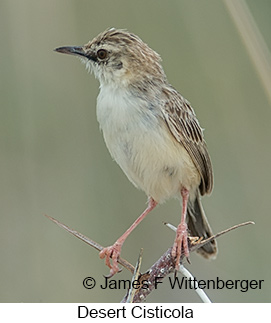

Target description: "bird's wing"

left=161, top=87, right=213, bottom=195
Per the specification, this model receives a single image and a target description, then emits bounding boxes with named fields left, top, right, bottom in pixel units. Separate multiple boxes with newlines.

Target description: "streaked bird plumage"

left=55, top=28, right=217, bottom=276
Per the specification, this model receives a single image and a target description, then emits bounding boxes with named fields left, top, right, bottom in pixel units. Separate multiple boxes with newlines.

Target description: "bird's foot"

left=99, top=241, right=123, bottom=277
left=172, top=222, right=190, bottom=270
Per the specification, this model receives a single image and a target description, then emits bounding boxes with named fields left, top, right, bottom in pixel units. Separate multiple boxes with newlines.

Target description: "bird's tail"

left=187, top=190, right=218, bottom=258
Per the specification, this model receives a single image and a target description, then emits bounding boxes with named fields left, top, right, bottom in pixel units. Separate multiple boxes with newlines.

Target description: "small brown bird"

left=55, top=28, right=217, bottom=276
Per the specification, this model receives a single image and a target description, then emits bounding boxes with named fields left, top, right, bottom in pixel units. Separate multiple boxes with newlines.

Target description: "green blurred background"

left=1, top=0, right=270, bottom=303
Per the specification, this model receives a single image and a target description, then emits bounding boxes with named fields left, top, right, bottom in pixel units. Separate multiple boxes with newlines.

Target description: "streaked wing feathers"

left=162, top=87, right=213, bottom=195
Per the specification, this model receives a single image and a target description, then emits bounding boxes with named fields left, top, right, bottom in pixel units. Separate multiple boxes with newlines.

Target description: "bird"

left=55, top=28, right=217, bottom=277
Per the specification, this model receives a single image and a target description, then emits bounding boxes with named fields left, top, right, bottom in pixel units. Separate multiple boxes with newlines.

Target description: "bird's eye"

left=97, top=49, right=108, bottom=60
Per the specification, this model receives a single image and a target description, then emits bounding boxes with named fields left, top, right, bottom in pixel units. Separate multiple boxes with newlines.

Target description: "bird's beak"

left=54, top=46, right=88, bottom=58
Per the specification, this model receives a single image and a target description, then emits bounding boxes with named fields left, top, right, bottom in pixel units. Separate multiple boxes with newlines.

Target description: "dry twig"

left=45, top=214, right=254, bottom=302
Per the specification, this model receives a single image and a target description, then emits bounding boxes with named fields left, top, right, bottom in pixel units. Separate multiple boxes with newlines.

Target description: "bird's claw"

left=99, top=242, right=122, bottom=277
left=172, top=222, right=190, bottom=270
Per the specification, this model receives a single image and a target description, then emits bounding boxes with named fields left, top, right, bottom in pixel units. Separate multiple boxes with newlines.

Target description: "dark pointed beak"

left=54, top=46, right=87, bottom=58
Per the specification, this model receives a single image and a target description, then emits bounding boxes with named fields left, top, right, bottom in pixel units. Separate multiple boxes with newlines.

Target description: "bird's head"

left=55, top=28, right=166, bottom=87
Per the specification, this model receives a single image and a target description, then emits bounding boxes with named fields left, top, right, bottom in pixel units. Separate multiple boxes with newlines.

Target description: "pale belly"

left=97, top=88, right=200, bottom=203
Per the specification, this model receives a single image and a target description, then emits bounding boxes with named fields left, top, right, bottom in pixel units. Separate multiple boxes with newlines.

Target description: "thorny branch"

left=45, top=214, right=254, bottom=303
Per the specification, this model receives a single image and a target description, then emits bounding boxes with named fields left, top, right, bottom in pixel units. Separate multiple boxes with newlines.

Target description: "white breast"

left=96, top=85, right=200, bottom=203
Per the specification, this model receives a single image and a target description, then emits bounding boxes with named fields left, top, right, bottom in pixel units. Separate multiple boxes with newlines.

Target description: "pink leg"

left=172, top=188, right=190, bottom=270
left=99, top=197, right=158, bottom=277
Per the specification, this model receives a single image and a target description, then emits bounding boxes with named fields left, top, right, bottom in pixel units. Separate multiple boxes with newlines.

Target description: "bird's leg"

left=99, top=197, right=158, bottom=277
left=172, top=187, right=190, bottom=270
